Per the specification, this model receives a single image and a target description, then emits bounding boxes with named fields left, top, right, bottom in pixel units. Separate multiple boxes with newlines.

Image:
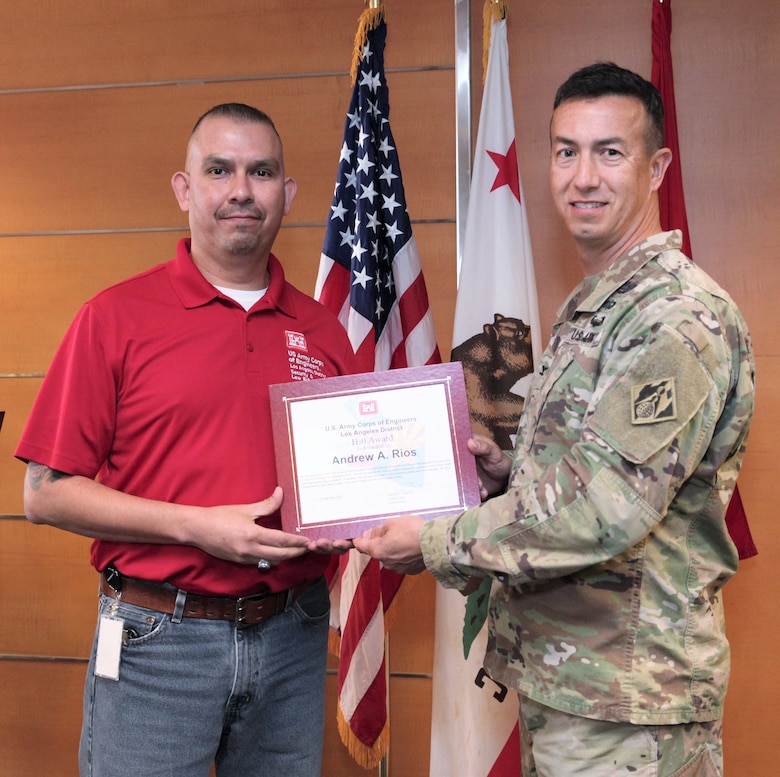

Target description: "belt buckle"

left=235, top=590, right=272, bottom=629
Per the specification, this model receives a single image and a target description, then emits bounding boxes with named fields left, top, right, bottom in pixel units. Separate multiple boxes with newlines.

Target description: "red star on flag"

left=487, top=138, right=521, bottom=203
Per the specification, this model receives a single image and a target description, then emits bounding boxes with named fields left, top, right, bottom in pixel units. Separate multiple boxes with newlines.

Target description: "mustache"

left=217, top=206, right=264, bottom=219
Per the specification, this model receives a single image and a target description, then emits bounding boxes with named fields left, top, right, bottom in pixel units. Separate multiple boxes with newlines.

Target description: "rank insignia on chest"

left=630, top=377, right=677, bottom=425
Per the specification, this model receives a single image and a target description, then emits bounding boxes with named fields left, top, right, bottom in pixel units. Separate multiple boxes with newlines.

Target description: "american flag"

left=314, top=8, right=441, bottom=769
left=315, top=15, right=440, bottom=373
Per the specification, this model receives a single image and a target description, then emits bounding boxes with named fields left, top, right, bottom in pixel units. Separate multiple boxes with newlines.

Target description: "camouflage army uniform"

left=421, top=231, right=754, bottom=727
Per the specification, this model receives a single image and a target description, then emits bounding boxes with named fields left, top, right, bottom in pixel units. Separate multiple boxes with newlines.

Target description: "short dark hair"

left=553, top=62, right=665, bottom=153
left=191, top=103, right=279, bottom=139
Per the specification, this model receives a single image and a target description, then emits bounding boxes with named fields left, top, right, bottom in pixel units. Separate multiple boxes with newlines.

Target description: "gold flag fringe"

left=328, top=625, right=341, bottom=657
left=326, top=574, right=423, bottom=765
left=482, top=0, right=509, bottom=84
left=338, top=703, right=391, bottom=769
left=351, top=2, right=386, bottom=85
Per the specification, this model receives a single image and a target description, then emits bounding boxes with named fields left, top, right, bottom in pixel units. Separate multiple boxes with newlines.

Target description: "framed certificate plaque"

left=269, top=362, right=479, bottom=539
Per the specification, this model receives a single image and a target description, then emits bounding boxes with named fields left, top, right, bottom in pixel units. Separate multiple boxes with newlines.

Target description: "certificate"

left=269, top=363, right=480, bottom=539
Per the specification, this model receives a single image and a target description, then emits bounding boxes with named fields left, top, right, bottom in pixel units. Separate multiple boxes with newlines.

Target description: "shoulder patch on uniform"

left=630, top=378, right=676, bottom=425
left=588, top=328, right=712, bottom=464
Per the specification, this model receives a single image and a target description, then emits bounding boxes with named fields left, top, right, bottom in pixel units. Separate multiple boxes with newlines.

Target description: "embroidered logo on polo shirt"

left=285, top=330, right=327, bottom=381
left=630, top=378, right=677, bottom=425
left=285, top=331, right=308, bottom=352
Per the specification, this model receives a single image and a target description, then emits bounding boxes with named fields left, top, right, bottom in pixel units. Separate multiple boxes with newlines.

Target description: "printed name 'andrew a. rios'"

left=332, top=449, right=417, bottom=465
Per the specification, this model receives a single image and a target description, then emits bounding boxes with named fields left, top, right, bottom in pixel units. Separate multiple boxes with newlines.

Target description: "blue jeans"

left=79, top=577, right=330, bottom=777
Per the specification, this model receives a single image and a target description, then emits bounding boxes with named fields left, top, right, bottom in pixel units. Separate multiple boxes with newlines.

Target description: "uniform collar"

left=168, top=238, right=296, bottom=317
left=556, top=230, right=683, bottom=321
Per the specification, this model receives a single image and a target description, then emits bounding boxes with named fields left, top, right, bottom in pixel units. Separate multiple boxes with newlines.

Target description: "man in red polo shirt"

left=16, top=103, right=356, bottom=777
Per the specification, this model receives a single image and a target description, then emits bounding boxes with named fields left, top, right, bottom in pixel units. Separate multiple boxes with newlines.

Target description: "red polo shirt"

left=16, top=239, right=357, bottom=596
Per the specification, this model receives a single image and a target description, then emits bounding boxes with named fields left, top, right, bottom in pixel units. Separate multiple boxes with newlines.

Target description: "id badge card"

left=95, top=615, right=124, bottom=681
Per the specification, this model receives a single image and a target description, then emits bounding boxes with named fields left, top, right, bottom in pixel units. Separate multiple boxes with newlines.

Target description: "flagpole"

left=454, top=0, right=472, bottom=279
left=377, top=633, right=390, bottom=777
left=367, top=2, right=390, bottom=771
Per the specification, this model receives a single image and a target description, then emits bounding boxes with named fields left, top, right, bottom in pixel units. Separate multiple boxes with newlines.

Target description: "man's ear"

left=649, top=147, right=673, bottom=192
left=283, top=176, right=297, bottom=216
left=171, top=171, right=191, bottom=212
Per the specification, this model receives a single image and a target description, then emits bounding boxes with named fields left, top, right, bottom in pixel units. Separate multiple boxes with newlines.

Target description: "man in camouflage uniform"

left=355, top=62, right=754, bottom=776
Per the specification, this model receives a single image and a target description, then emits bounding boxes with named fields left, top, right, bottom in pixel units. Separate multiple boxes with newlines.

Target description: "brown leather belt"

left=100, top=571, right=317, bottom=629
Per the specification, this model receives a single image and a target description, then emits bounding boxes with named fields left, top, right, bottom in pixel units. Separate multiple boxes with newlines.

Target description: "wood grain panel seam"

left=0, top=654, right=88, bottom=663
left=0, top=228, right=188, bottom=238
left=325, top=669, right=432, bottom=680
left=0, top=65, right=455, bottom=97
left=0, top=218, right=455, bottom=239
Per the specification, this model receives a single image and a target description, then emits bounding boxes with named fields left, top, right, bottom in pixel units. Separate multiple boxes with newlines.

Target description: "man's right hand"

left=23, top=462, right=309, bottom=568
left=192, top=487, right=310, bottom=567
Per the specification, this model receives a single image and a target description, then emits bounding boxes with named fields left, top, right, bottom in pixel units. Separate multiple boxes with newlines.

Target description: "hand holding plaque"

left=269, top=363, right=479, bottom=539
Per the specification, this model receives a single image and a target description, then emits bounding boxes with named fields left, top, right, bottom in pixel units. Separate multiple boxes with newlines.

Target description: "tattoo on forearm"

left=27, top=462, right=70, bottom=490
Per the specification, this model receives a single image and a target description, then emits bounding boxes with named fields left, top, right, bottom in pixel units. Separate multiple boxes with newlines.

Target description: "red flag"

left=651, top=0, right=691, bottom=259
left=651, top=0, right=756, bottom=559
left=315, top=4, right=441, bottom=767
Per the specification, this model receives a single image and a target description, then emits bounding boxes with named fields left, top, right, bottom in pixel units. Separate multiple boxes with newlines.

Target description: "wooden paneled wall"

left=1, top=1, right=777, bottom=776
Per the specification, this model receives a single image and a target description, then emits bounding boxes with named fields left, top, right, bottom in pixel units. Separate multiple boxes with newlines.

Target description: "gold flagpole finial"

left=352, top=0, right=386, bottom=84
left=482, top=0, right=509, bottom=83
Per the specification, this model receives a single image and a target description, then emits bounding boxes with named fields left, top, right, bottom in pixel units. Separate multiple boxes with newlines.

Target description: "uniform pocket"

left=668, top=745, right=721, bottom=777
